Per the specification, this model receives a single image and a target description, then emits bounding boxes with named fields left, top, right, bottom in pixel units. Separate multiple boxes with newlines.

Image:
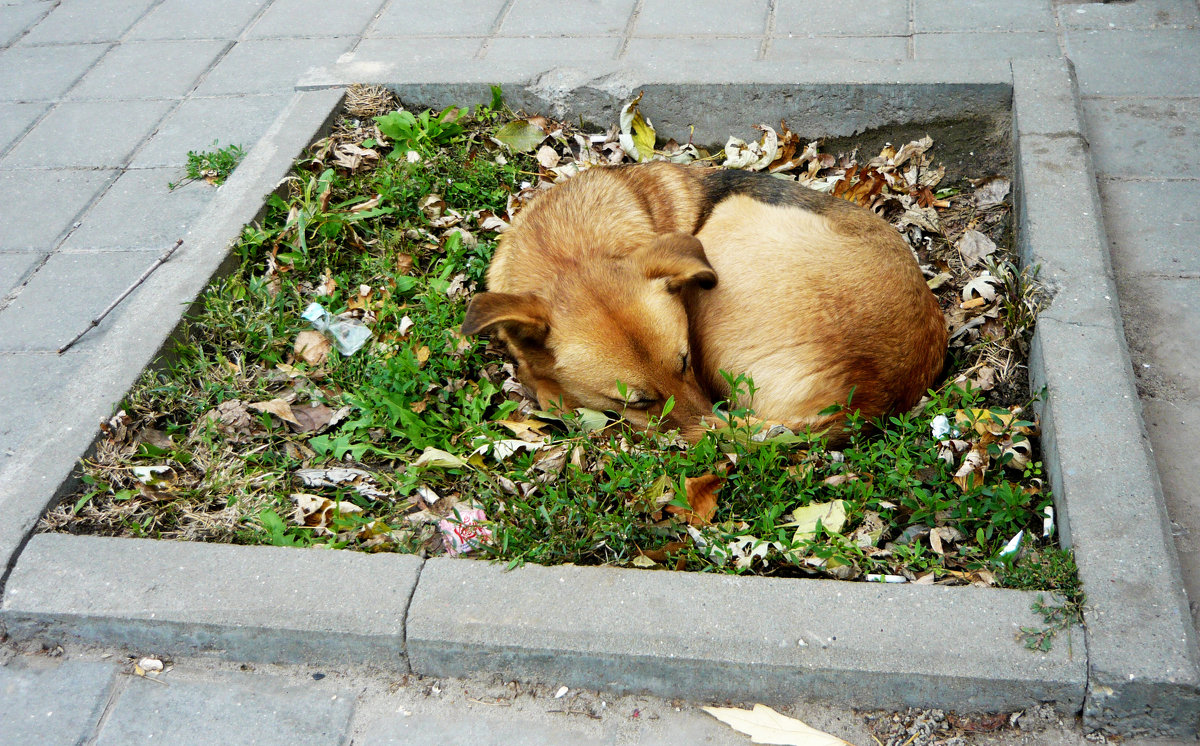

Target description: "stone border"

left=1012, top=58, right=1200, bottom=735
left=2, top=60, right=1196, bottom=736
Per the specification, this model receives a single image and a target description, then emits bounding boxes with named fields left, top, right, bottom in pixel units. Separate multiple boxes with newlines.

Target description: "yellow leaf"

left=786, top=500, right=847, bottom=543
left=249, top=398, right=302, bottom=427
left=955, top=408, right=1016, bottom=436
left=412, top=447, right=468, bottom=469
left=702, top=704, right=854, bottom=745
left=619, top=92, right=657, bottom=162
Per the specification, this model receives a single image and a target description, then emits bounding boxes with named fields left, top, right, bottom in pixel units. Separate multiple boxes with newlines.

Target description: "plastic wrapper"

left=301, top=302, right=371, bottom=356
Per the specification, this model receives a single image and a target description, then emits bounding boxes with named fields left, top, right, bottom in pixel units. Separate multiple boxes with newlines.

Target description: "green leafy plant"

left=374, top=108, right=466, bottom=156
left=168, top=140, right=245, bottom=190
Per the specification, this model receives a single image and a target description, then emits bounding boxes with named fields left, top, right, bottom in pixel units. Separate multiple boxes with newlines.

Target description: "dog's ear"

left=637, top=232, right=717, bottom=293
left=462, top=292, right=550, bottom=343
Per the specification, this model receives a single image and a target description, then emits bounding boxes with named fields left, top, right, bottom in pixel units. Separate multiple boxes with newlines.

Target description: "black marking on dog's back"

left=693, top=169, right=832, bottom=232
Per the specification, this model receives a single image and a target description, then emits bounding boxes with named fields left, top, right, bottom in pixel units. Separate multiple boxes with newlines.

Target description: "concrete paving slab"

left=1081, top=97, right=1200, bottom=179
left=1065, top=29, right=1200, bottom=97
left=913, top=32, right=1060, bottom=60
left=248, top=0, right=387, bottom=38
left=774, top=0, right=909, bottom=37
left=1142, top=398, right=1200, bottom=629
left=1116, top=276, right=1200, bottom=401
left=1031, top=316, right=1200, bottom=737
left=95, top=669, right=354, bottom=745
left=2, top=99, right=175, bottom=168
left=0, top=101, right=46, bottom=155
left=125, top=0, right=269, bottom=41
left=351, top=37, right=487, bottom=65
left=624, top=37, right=762, bottom=63
left=66, top=39, right=230, bottom=101
left=1059, top=0, right=1200, bottom=30
left=635, top=0, right=768, bottom=35
left=0, top=658, right=117, bottom=745
left=17, top=0, right=157, bottom=44
left=0, top=168, right=117, bottom=251
left=407, top=558, right=1086, bottom=713
left=0, top=0, right=50, bottom=47
left=0, top=351, right=83, bottom=469
left=1100, top=178, right=1200, bottom=277
left=369, top=0, right=508, bottom=37
left=914, top=0, right=1053, bottom=32
left=0, top=250, right=162, bottom=352
left=194, top=37, right=355, bottom=96
left=501, top=0, right=636, bottom=37
left=0, top=42, right=109, bottom=102
left=2, top=533, right=422, bottom=668
left=130, top=93, right=293, bottom=169
left=767, top=35, right=909, bottom=62
left=485, top=35, right=621, bottom=61
left=61, top=169, right=215, bottom=251
left=0, top=251, right=42, bottom=297
left=355, top=708, right=610, bottom=746
left=0, top=87, right=345, bottom=596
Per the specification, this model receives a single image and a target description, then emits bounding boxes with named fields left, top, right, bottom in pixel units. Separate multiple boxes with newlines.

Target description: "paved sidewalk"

left=0, top=640, right=1188, bottom=746
left=1, top=0, right=1198, bottom=741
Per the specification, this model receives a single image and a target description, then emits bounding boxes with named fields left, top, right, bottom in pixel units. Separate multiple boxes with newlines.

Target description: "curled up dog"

left=462, top=162, right=947, bottom=443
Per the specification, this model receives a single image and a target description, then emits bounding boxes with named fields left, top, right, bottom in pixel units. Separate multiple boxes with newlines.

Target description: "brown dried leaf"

left=665, top=474, right=723, bottom=527
left=956, top=229, right=998, bottom=267
left=288, top=403, right=334, bottom=434
left=249, top=398, right=302, bottom=428
left=294, top=330, right=331, bottom=366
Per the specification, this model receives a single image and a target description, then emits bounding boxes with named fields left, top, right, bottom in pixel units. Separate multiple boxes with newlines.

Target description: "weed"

left=168, top=140, right=245, bottom=190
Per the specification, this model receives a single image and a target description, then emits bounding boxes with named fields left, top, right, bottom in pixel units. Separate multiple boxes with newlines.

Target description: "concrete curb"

left=1, top=534, right=422, bottom=668
left=407, top=557, right=1085, bottom=714
left=1, top=58, right=1196, bottom=736
left=1013, top=58, right=1200, bottom=737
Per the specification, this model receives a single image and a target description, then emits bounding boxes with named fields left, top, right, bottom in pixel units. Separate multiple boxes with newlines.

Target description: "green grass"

left=53, top=94, right=1071, bottom=595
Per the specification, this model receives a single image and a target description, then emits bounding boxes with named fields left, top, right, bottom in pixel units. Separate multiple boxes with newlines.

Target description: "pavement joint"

left=84, top=667, right=130, bottom=746
left=616, top=0, right=647, bottom=59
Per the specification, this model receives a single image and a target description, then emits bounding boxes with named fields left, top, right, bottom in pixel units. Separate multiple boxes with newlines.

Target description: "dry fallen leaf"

left=249, top=398, right=302, bottom=428
left=956, top=229, right=998, bottom=267
left=962, top=271, right=1001, bottom=303
left=973, top=176, right=1011, bottom=207
left=295, top=467, right=389, bottom=500
left=665, top=474, right=723, bottom=526
left=702, top=704, right=853, bottom=745
left=294, top=330, right=331, bottom=366
left=788, top=500, right=848, bottom=543
left=287, top=402, right=338, bottom=434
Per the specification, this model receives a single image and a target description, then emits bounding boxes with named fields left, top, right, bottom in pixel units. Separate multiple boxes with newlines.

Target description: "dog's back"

left=689, top=172, right=946, bottom=431
left=465, top=162, right=946, bottom=439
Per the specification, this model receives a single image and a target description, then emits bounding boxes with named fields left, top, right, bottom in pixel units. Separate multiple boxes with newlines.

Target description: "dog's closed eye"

left=611, top=391, right=657, bottom=410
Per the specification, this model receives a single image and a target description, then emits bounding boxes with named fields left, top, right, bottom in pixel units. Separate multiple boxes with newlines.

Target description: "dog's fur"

left=462, top=162, right=947, bottom=441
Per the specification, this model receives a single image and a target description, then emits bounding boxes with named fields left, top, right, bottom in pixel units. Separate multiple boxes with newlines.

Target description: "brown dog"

left=462, top=162, right=946, bottom=442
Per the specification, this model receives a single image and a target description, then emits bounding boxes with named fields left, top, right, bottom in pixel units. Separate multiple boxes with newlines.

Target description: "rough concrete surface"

left=5, top=640, right=1183, bottom=746
left=3, top=0, right=1200, bottom=742
left=2, top=534, right=422, bottom=668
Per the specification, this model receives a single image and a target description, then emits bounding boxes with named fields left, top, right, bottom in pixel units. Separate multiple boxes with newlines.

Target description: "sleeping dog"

left=463, top=162, right=946, bottom=442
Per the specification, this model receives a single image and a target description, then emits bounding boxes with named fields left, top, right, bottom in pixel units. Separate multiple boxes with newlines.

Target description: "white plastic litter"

left=301, top=302, right=371, bottom=356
